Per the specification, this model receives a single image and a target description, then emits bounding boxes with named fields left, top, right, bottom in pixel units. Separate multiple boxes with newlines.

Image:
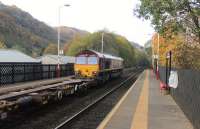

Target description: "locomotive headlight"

left=92, top=71, right=97, bottom=75
left=75, top=70, right=81, bottom=75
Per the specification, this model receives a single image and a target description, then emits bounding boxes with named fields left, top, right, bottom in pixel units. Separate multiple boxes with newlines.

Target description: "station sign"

left=59, top=50, right=64, bottom=55
left=152, top=54, right=158, bottom=59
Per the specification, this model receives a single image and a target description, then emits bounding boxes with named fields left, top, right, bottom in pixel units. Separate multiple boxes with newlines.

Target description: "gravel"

left=0, top=71, right=137, bottom=129
left=59, top=73, right=137, bottom=129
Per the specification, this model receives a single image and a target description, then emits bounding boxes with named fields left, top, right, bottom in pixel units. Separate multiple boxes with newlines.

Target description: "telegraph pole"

left=101, top=32, right=104, bottom=53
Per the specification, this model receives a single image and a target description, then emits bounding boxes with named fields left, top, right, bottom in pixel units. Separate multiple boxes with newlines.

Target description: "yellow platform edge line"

left=131, top=70, right=149, bottom=129
left=97, top=70, right=145, bottom=129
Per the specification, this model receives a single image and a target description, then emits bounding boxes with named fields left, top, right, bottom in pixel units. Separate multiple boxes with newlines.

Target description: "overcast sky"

left=1, top=0, right=154, bottom=46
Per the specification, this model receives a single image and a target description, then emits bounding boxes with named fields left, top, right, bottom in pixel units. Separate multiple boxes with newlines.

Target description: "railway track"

left=0, top=68, right=141, bottom=129
left=54, top=70, right=141, bottom=129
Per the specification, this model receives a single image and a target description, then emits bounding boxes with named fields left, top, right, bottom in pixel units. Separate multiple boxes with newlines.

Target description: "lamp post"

left=57, top=4, right=70, bottom=77
left=157, top=33, right=160, bottom=70
left=155, top=33, right=160, bottom=79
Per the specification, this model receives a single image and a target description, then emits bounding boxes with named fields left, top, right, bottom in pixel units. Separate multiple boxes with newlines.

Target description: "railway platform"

left=97, top=70, right=194, bottom=129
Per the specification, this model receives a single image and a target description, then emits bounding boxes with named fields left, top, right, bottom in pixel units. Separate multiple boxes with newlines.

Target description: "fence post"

left=166, top=51, right=172, bottom=86
left=61, top=65, right=62, bottom=77
left=154, top=58, right=157, bottom=74
left=67, top=64, right=69, bottom=75
left=40, top=64, right=43, bottom=80
left=12, top=64, right=14, bottom=84
left=169, top=51, right=172, bottom=75
left=0, top=65, right=1, bottom=85
left=70, top=64, right=75, bottom=75
left=70, top=64, right=73, bottom=75
left=48, top=65, right=50, bottom=79
left=66, top=64, right=68, bottom=76
left=56, top=64, right=60, bottom=78
left=23, top=64, right=26, bottom=82
left=32, top=64, right=34, bottom=81
left=165, top=57, right=168, bottom=85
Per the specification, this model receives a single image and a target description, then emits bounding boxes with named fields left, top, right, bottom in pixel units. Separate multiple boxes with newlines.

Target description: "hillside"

left=0, top=2, right=88, bottom=56
left=144, top=40, right=151, bottom=48
left=66, top=31, right=149, bottom=67
left=55, top=26, right=89, bottom=43
left=130, top=42, right=144, bottom=51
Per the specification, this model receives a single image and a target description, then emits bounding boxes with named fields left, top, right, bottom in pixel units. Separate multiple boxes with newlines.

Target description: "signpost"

left=169, top=71, right=178, bottom=88
left=162, top=51, right=172, bottom=95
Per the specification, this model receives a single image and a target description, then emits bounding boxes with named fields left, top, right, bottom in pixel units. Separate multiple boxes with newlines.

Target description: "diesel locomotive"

left=74, top=50, right=124, bottom=82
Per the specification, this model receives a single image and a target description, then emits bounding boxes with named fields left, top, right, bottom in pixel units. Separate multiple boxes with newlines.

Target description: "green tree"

left=43, top=43, right=57, bottom=55
left=65, top=31, right=137, bottom=67
left=135, top=49, right=150, bottom=67
left=134, top=0, right=200, bottom=43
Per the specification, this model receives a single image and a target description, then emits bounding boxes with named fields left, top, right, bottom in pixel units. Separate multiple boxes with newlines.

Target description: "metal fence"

left=156, top=51, right=200, bottom=129
left=158, top=66, right=200, bottom=129
left=0, top=63, right=74, bottom=86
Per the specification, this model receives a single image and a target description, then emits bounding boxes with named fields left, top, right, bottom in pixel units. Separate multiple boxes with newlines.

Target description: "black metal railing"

left=0, top=63, right=74, bottom=86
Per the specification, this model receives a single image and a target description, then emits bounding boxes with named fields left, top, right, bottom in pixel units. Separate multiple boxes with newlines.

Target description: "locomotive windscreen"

left=76, top=56, right=87, bottom=64
left=88, top=56, right=98, bottom=64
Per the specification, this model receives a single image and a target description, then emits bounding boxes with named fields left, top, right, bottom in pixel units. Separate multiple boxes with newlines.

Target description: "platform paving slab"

left=97, top=70, right=194, bottom=129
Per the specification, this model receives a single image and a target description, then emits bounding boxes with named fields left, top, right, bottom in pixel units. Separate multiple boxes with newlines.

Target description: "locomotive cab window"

left=76, top=56, right=87, bottom=64
left=88, top=56, right=98, bottom=64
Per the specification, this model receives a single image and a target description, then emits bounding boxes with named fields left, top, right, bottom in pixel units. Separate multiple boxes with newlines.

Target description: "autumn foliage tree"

left=0, top=40, right=6, bottom=48
left=152, top=28, right=200, bottom=69
left=174, top=41, right=200, bottom=69
left=43, top=43, right=57, bottom=55
left=136, top=0, right=200, bottom=69
left=135, top=0, right=200, bottom=43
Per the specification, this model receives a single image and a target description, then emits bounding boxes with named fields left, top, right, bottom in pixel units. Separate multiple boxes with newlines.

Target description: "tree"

left=134, top=0, right=200, bottom=43
left=135, top=49, right=150, bottom=67
left=0, top=40, right=7, bottom=48
left=151, top=29, right=200, bottom=69
left=174, top=42, right=200, bottom=69
left=144, top=40, right=152, bottom=65
left=65, top=31, right=138, bottom=67
left=43, top=44, right=57, bottom=55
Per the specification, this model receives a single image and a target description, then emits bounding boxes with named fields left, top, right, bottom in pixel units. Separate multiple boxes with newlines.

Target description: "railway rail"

left=0, top=76, right=93, bottom=119
left=0, top=67, right=139, bottom=120
left=54, top=70, right=141, bottom=129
